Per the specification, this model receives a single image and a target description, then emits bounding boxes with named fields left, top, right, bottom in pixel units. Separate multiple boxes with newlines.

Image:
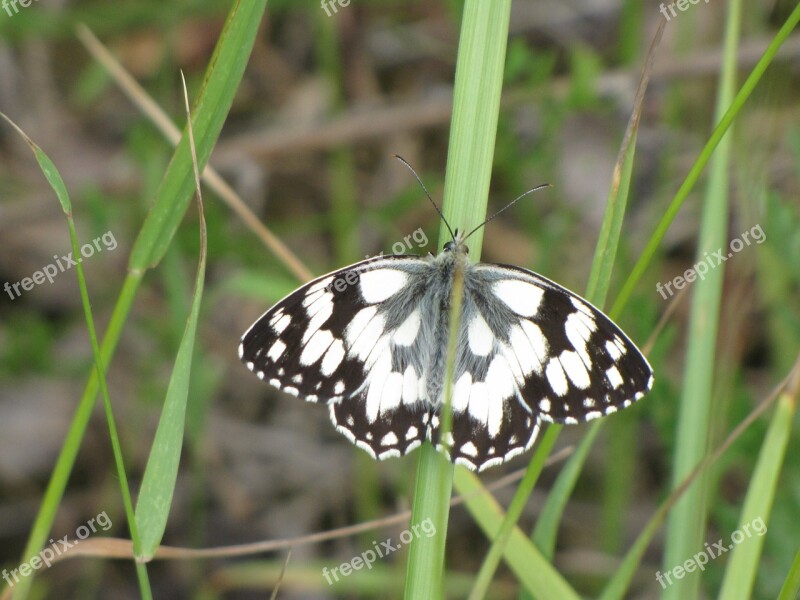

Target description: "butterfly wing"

left=240, top=255, right=435, bottom=460
left=430, top=262, right=653, bottom=471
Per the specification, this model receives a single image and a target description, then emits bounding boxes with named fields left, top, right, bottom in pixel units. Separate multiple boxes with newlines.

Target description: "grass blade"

left=128, top=0, right=267, bottom=272
left=778, top=549, right=800, bottom=600
left=404, top=1, right=511, bottom=597
left=662, top=2, right=741, bottom=596
left=611, top=2, right=800, bottom=316
left=0, top=114, right=152, bottom=598
left=454, top=468, right=581, bottom=600
left=717, top=368, right=798, bottom=599
left=134, top=75, right=208, bottom=561
left=466, top=427, right=560, bottom=599
left=11, top=3, right=267, bottom=596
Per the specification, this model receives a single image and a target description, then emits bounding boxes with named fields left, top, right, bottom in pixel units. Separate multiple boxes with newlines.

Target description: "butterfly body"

left=240, top=233, right=653, bottom=471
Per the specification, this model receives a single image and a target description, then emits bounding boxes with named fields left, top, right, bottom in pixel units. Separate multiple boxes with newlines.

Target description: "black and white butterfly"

left=240, top=221, right=653, bottom=471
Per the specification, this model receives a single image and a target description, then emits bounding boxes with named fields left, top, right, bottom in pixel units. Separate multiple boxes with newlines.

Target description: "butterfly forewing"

left=240, top=256, right=435, bottom=459
left=472, top=264, right=653, bottom=426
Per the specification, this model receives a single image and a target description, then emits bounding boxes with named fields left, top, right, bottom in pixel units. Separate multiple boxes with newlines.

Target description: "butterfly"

left=240, top=216, right=653, bottom=471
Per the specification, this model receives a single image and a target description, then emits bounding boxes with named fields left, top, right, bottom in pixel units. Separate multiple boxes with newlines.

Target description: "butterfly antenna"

left=394, top=154, right=456, bottom=242
left=463, top=183, right=552, bottom=241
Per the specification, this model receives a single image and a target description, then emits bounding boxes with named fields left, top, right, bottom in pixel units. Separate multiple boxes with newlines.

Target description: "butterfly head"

left=443, top=228, right=469, bottom=256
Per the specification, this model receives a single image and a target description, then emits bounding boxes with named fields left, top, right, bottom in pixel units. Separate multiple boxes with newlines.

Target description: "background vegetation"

left=0, top=0, right=798, bottom=598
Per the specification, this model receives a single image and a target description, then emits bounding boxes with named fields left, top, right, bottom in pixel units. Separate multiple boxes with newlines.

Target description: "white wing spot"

left=321, top=339, right=345, bottom=376
left=493, top=279, right=544, bottom=317
left=565, top=312, right=592, bottom=365
left=359, top=269, right=408, bottom=303
left=605, top=339, right=622, bottom=360
left=539, top=398, right=551, bottom=412
left=300, top=329, right=334, bottom=366
left=344, top=306, right=378, bottom=346
left=402, top=365, right=418, bottom=405
left=460, top=441, right=479, bottom=457
left=560, top=350, right=591, bottom=389
left=468, top=313, right=494, bottom=356
left=272, top=313, right=291, bottom=334
left=379, top=372, right=404, bottom=416
left=483, top=358, right=512, bottom=436
left=406, top=426, right=419, bottom=440
left=292, top=374, right=303, bottom=384
left=393, top=309, right=421, bottom=346
left=508, top=323, right=546, bottom=376
left=348, top=309, right=386, bottom=362
left=303, top=297, right=334, bottom=343
left=453, top=372, right=472, bottom=412
left=606, top=365, right=624, bottom=389
left=381, top=431, right=399, bottom=446
left=283, top=386, right=299, bottom=396
left=364, top=353, right=393, bottom=422
left=545, top=358, right=569, bottom=396
left=583, top=397, right=596, bottom=408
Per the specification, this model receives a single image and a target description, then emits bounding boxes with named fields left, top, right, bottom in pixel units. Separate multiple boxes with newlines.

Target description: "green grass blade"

left=661, top=2, right=741, bottom=597
left=134, top=81, right=209, bottom=560
left=597, top=362, right=796, bottom=600
left=128, top=0, right=267, bottom=272
left=134, top=227, right=206, bottom=559
left=467, top=427, right=559, bottom=600
left=10, top=4, right=267, bottom=597
left=586, top=133, right=638, bottom=308
left=611, top=2, right=800, bottom=316
left=455, top=468, right=581, bottom=600
left=529, top=421, right=600, bottom=561
left=717, top=384, right=797, bottom=599
left=0, top=114, right=152, bottom=598
left=778, top=548, right=800, bottom=600
left=404, top=2, right=511, bottom=598
left=523, top=145, right=637, bottom=572
left=522, top=25, right=656, bottom=576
